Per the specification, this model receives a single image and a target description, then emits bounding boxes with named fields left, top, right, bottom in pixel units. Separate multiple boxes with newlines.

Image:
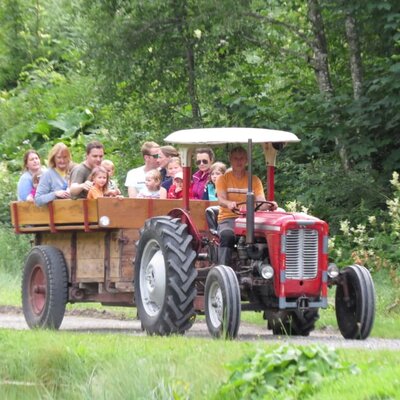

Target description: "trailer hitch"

left=297, top=296, right=309, bottom=309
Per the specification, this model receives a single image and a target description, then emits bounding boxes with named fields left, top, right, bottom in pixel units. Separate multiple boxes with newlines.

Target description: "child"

left=87, top=166, right=109, bottom=199
left=101, top=159, right=121, bottom=197
left=167, top=171, right=184, bottom=199
left=160, top=157, right=182, bottom=198
left=167, top=171, right=193, bottom=199
left=202, top=162, right=226, bottom=200
left=26, top=172, right=41, bottom=202
left=136, top=169, right=161, bottom=199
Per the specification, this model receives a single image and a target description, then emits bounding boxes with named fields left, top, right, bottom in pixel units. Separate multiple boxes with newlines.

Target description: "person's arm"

left=69, top=166, right=92, bottom=197
left=69, top=181, right=92, bottom=197
left=159, top=187, right=167, bottom=199
left=216, top=175, right=237, bottom=211
left=35, top=171, right=70, bottom=206
left=128, top=186, right=138, bottom=198
left=253, top=176, right=277, bottom=210
left=218, top=190, right=238, bottom=211
left=17, top=173, right=33, bottom=201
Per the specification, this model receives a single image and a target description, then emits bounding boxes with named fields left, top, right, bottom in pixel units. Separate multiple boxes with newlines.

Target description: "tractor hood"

left=234, top=211, right=325, bottom=236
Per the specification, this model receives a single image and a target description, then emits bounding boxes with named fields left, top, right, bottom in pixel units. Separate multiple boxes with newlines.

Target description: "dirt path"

left=1, top=307, right=400, bottom=350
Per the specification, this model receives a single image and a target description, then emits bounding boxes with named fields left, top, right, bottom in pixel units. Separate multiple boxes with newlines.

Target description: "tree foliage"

left=0, top=0, right=399, bottom=231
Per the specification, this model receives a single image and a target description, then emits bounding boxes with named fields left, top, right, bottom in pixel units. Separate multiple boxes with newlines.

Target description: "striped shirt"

left=216, top=170, right=264, bottom=221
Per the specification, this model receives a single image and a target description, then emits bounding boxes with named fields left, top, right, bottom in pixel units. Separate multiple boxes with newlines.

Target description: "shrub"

left=331, top=172, right=400, bottom=288
left=216, top=344, right=357, bottom=400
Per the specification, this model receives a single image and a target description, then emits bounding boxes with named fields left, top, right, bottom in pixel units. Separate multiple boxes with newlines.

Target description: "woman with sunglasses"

left=191, top=147, right=215, bottom=199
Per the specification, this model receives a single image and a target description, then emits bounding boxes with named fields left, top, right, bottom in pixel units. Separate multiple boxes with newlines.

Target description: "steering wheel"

left=232, top=201, right=276, bottom=215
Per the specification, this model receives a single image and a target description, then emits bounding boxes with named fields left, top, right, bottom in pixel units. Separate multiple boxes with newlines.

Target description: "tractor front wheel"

left=22, top=246, right=68, bottom=329
left=335, top=264, right=375, bottom=339
left=205, top=265, right=241, bottom=339
left=135, top=217, right=197, bottom=335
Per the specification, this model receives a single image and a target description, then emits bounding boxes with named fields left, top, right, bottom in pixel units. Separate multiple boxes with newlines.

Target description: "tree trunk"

left=307, top=0, right=333, bottom=95
left=345, top=11, right=363, bottom=99
left=173, top=0, right=202, bottom=126
left=307, top=0, right=350, bottom=171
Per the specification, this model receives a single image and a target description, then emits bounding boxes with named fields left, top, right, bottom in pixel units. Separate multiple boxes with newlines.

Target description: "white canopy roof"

left=165, top=127, right=300, bottom=145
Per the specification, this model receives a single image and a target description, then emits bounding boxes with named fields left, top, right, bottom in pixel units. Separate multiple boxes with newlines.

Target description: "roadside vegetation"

left=0, top=329, right=399, bottom=399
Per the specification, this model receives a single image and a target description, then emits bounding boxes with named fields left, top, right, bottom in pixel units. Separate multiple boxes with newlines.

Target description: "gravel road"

left=1, top=309, right=400, bottom=350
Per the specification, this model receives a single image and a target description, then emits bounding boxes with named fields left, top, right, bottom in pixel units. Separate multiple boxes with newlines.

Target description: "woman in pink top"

left=191, top=147, right=214, bottom=199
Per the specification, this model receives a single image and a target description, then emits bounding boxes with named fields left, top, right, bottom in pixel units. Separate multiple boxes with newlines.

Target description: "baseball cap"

left=174, top=171, right=183, bottom=180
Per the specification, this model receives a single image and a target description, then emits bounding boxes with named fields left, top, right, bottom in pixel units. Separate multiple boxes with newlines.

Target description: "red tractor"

left=134, top=128, right=375, bottom=339
left=11, top=128, right=375, bottom=340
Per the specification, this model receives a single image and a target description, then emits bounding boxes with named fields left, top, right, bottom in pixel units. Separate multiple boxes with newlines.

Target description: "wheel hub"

left=209, top=283, right=223, bottom=325
left=140, top=240, right=166, bottom=317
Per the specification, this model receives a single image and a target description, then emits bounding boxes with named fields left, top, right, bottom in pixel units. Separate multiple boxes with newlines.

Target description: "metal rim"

left=207, top=280, right=223, bottom=329
left=139, top=239, right=166, bottom=317
left=29, top=264, right=47, bottom=315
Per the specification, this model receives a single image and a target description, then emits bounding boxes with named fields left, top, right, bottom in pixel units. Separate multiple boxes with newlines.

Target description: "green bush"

left=331, top=172, right=400, bottom=289
left=217, top=345, right=357, bottom=400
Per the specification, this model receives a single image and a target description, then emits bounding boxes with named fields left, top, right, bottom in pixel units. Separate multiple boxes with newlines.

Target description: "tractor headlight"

left=327, top=263, right=339, bottom=278
left=258, top=263, right=274, bottom=280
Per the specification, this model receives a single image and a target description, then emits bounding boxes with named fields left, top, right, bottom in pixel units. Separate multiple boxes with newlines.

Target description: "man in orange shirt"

left=215, top=146, right=277, bottom=266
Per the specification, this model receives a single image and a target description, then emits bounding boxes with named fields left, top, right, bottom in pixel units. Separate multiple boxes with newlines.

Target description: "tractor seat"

left=205, top=206, right=219, bottom=235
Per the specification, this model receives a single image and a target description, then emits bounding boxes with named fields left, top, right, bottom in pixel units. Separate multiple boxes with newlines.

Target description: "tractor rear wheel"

left=269, top=309, right=319, bottom=336
left=205, top=265, right=241, bottom=339
left=22, top=246, right=68, bottom=329
left=135, top=217, right=197, bottom=335
left=335, top=264, right=375, bottom=339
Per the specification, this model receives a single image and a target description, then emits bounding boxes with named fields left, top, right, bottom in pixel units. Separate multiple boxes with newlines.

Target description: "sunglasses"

left=148, top=153, right=160, bottom=159
left=196, top=159, right=209, bottom=166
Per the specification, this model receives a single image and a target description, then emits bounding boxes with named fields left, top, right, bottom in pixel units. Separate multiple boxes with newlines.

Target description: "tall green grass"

left=0, top=330, right=399, bottom=399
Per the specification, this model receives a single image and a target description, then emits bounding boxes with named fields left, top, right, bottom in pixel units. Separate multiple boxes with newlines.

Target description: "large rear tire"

left=205, top=265, right=241, bottom=339
left=134, top=217, right=197, bottom=335
left=335, top=264, right=375, bottom=339
left=22, top=246, right=68, bottom=329
left=269, top=309, right=319, bottom=336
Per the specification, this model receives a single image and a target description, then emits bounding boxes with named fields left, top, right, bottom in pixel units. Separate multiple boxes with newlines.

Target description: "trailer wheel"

left=270, top=309, right=319, bottom=336
left=335, top=264, right=375, bottom=339
left=135, top=217, right=197, bottom=335
left=205, top=265, right=241, bottom=339
left=22, top=246, right=68, bottom=329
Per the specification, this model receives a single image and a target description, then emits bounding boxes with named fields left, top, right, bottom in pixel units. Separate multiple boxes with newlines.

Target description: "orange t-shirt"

left=215, top=171, right=264, bottom=221
left=87, top=186, right=104, bottom=200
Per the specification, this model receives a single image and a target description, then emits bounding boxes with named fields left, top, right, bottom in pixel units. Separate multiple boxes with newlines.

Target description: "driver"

left=216, top=146, right=277, bottom=266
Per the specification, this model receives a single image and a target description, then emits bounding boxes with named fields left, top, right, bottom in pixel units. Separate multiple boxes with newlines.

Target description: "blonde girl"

left=203, top=162, right=226, bottom=200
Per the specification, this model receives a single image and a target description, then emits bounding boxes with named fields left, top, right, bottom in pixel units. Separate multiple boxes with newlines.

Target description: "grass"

left=0, top=329, right=399, bottom=399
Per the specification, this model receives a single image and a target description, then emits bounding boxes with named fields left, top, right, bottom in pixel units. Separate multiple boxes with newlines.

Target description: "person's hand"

left=227, top=201, right=237, bottom=210
left=81, top=180, right=93, bottom=191
left=55, top=190, right=71, bottom=199
left=258, top=201, right=278, bottom=211
left=105, top=189, right=118, bottom=197
left=267, top=201, right=278, bottom=211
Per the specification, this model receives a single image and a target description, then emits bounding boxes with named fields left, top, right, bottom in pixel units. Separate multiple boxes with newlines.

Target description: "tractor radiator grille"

left=284, top=229, right=318, bottom=279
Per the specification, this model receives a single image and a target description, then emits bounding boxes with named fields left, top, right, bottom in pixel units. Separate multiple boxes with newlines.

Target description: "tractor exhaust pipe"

left=246, top=139, right=255, bottom=245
